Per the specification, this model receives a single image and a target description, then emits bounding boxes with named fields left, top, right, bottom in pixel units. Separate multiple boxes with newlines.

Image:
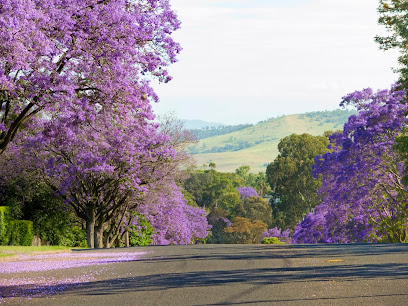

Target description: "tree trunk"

left=86, top=217, right=95, bottom=249
left=94, top=224, right=105, bottom=248
left=125, top=230, right=129, bottom=247
left=115, top=237, right=121, bottom=248
left=105, top=230, right=121, bottom=248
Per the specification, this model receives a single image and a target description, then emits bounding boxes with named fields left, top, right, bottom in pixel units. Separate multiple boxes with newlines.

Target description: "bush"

left=128, top=213, right=153, bottom=246
left=260, top=227, right=291, bottom=243
left=8, top=220, right=33, bottom=246
left=58, top=225, right=87, bottom=247
left=1, top=178, right=84, bottom=247
left=1, top=206, right=36, bottom=246
left=0, top=206, right=11, bottom=245
left=261, top=237, right=281, bottom=244
left=224, top=217, right=267, bottom=244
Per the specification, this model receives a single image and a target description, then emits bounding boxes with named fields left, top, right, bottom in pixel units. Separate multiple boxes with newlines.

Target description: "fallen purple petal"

left=0, top=251, right=147, bottom=303
left=0, top=251, right=147, bottom=274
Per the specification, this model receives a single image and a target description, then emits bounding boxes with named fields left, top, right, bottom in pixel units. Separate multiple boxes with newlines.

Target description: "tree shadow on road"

left=119, top=243, right=408, bottom=264
left=2, top=261, right=408, bottom=299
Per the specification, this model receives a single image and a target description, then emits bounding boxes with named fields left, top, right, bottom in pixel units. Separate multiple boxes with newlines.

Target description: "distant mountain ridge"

left=188, top=109, right=357, bottom=173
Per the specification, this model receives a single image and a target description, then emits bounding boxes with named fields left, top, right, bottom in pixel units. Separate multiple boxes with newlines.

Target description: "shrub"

left=9, top=220, right=33, bottom=246
left=224, top=217, right=267, bottom=244
left=58, top=225, right=87, bottom=248
left=128, top=214, right=154, bottom=246
left=0, top=206, right=11, bottom=245
left=261, top=237, right=281, bottom=244
left=260, top=227, right=291, bottom=243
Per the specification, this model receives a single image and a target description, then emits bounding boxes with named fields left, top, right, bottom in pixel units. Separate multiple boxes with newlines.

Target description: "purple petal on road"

left=0, top=251, right=147, bottom=274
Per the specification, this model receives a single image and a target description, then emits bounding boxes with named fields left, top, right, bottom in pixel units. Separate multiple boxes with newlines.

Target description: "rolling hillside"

left=188, top=110, right=356, bottom=173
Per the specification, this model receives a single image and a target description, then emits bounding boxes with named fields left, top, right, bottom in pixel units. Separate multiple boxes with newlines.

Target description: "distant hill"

left=188, top=109, right=357, bottom=173
left=190, top=124, right=254, bottom=140
left=182, top=119, right=225, bottom=130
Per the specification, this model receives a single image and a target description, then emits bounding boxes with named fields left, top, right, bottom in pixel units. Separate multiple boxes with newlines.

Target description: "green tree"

left=183, top=171, right=213, bottom=207
left=218, top=187, right=241, bottom=211
left=234, top=166, right=270, bottom=196
left=266, top=133, right=329, bottom=230
left=224, top=217, right=267, bottom=244
left=184, top=169, right=243, bottom=210
left=181, top=189, right=199, bottom=207
left=233, top=196, right=273, bottom=227
left=253, top=172, right=270, bottom=197
left=235, top=165, right=251, bottom=184
left=206, top=208, right=231, bottom=244
left=376, top=0, right=408, bottom=89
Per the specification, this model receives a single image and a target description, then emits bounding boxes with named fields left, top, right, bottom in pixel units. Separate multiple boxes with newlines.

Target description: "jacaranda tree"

left=12, top=106, right=175, bottom=248
left=0, top=0, right=181, bottom=155
left=0, top=0, right=185, bottom=248
left=236, top=186, right=258, bottom=200
left=117, top=116, right=209, bottom=246
left=3, top=107, right=207, bottom=248
left=134, top=181, right=210, bottom=245
left=293, top=86, right=408, bottom=243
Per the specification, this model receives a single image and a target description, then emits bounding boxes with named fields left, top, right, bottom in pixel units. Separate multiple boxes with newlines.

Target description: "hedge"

left=8, top=220, right=33, bottom=246
left=0, top=206, right=11, bottom=245
left=0, top=206, right=34, bottom=246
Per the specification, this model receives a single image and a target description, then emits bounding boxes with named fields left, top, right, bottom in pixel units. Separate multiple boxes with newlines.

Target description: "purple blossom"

left=0, top=251, right=146, bottom=302
left=261, top=227, right=291, bottom=243
left=293, top=85, right=408, bottom=243
left=0, top=252, right=147, bottom=274
left=134, top=182, right=210, bottom=245
left=0, top=0, right=184, bottom=249
left=0, top=0, right=181, bottom=155
left=236, top=186, right=258, bottom=200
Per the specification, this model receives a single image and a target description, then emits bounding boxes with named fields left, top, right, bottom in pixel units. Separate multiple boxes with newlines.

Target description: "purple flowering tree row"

left=293, top=86, right=408, bottom=243
left=0, top=1, right=211, bottom=248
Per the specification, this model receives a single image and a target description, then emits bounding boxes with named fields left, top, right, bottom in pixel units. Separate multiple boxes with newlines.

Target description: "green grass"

left=0, top=245, right=73, bottom=256
left=191, top=114, right=345, bottom=173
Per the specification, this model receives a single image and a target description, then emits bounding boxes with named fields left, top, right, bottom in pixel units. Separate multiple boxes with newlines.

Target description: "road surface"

left=2, top=243, right=408, bottom=305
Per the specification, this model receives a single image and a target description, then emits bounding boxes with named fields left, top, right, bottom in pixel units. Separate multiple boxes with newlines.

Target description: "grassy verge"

left=0, top=246, right=73, bottom=257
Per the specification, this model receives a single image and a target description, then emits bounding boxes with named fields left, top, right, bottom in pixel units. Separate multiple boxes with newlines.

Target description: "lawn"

left=0, top=245, right=73, bottom=257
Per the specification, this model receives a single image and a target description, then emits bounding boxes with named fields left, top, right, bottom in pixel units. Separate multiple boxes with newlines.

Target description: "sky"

left=152, top=0, right=400, bottom=125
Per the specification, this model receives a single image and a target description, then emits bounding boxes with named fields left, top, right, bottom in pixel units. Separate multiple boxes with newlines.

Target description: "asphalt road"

left=2, top=243, right=408, bottom=305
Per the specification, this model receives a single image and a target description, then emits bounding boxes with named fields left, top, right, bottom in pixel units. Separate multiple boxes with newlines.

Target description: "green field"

left=190, top=112, right=351, bottom=173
